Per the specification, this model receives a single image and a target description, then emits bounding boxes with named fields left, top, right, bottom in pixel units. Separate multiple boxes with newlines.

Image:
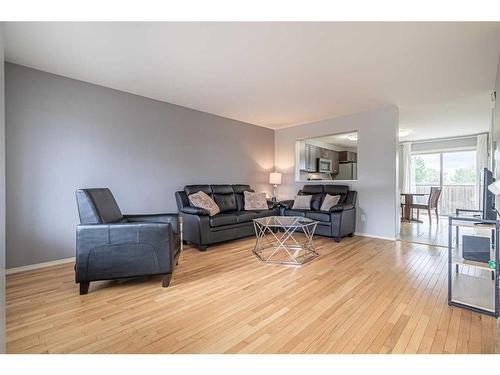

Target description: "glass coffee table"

left=252, top=216, right=319, bottom=266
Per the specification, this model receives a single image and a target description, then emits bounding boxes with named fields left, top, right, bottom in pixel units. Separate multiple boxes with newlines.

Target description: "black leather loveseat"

left=280, top=184, right=357, bottom=242
left=175, top=184, right=279, bottom=250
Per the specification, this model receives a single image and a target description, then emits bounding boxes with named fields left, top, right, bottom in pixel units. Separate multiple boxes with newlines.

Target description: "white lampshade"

left=269, top=172, right=282, bottom=185
left=488, top=180, right=500, bottom=195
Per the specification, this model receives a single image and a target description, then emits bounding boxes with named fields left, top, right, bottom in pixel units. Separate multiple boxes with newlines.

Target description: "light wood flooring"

left=6, top=235, right=498, bottom=354
left=400, top=214, right=449, bottom=247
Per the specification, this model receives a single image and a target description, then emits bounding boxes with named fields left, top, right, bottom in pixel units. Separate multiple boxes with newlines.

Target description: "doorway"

left=400, top=146, right=478, bottom=247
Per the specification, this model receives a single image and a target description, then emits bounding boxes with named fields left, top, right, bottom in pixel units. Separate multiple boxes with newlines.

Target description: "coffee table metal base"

left=252, top=218, right=318, bottom=266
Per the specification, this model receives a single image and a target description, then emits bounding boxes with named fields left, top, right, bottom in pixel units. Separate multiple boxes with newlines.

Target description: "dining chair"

left=410, top=187, right=442, bottom=225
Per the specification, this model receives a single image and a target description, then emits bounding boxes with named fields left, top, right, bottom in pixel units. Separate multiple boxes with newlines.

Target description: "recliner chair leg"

left=79, top=282, right=90, bottom=295
left=197, top=245, right=208, bottom=251
left=348, top=233, right=354, bottom=237
left=162, top=273, right=173, bottom=287
left=334, top=237, right=341, bottom=243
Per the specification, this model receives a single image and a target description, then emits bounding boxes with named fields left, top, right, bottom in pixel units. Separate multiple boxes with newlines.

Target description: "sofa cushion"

left=283, top=209, right=307, bottom=217
left=233, top=184, right=253, bottom=211
left=309, top=194, right=324, bottom=211
left=253, top=209, right=276, bottom=218
left=305, top=211, right=331, bottom=222
left=292, top=195, right=312, bottom=210
left=320, top=194, right=341, bottom=211
left=324, top=185, right=349, bottom=203
left=209, top=213, right=239, bottom=227
left=209, top=185, right=236, bottom=212
left=236, top=211, right=260, bottom=223
left=188, top=191, right=220, bottom=216
left=185, top=185, right=213, bottom=197
left=302, top=185, right=324, bottom=194
left=78, top=188, right=124, bottom=224
left=213, top=192, right=237, bottom=212
left=244, top=191, right=268, bottom=210
left=211, top=185, right=234, bottom=194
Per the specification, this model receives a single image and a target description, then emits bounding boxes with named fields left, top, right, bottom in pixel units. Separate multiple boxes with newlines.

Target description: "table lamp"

left=269, top=172, right=282, bottom=202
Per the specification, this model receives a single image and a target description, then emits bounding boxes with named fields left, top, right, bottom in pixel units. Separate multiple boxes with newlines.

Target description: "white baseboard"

left=354, top=232, right=396, bottom=242
left=6, top=257, right=75, bottom=275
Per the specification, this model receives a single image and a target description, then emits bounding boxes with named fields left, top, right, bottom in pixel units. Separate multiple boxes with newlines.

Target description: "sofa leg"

left=334, top=237, right=341, bottom=243
left=79, top=282, right=90, bottom=295
left=197, top=245, right=208, bottom=251
left=162, top=273, right=173, bottom=287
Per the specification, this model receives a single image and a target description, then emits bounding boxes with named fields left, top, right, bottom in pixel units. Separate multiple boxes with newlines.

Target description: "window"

left=411, top=150, right=477, bottom=215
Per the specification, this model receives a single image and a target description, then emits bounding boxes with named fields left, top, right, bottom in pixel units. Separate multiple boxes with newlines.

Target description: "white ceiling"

left=314, top=132, right=358, bottom=148
left=4, top=22, right=500, bottom=140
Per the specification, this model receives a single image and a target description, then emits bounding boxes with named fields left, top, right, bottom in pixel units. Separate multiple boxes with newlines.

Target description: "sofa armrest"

left=329, top=203, right=355, bottom=212
left=180, top=206, right=210, bottom=216
left=75, top=222, right=175, bottom=282
left=124, top=213, right=180, bottom=233
left=280, top=200, right=295, bottom=209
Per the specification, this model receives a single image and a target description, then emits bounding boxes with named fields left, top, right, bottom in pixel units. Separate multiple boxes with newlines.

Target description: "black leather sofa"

left=75, top=188, right=182, bottom=294
left=175, top=184, right=279, bottom=250
left=280, top=185, right=357, bottom=242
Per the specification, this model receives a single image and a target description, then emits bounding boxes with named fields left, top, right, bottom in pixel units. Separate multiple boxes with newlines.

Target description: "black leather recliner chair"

left=280, top=185, right=357, bottom=242
left=75, top=188, right=182, bottom=294
left=175, top=184, right=280, bottom=250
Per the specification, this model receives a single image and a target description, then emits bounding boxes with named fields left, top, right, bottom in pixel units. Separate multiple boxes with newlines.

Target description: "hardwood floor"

left=6, top=235, right=498, bottom=354
left=399, top=214, right=449, bottom=247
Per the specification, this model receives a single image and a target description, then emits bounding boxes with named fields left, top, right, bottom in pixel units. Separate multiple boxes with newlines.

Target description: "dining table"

left=400, top=192, right=427, bottom=223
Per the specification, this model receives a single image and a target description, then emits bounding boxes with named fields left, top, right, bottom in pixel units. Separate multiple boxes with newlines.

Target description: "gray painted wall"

left=275, top=106, right=399, bottom=240
left=5, top=63, right=275, bottom=268
left=0, top=24, right=6, bottom=353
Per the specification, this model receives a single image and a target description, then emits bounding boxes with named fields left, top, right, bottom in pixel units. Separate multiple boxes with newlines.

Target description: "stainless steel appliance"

left=317, top=158, right=333, bottom=173
left=337, top=162, right=357, bottom=180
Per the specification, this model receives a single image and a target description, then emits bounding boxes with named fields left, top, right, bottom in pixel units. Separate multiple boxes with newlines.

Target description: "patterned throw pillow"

left=188, top=191, right=220, bottom=216
left=244, top=191, right=268, bottom=210
left=320, top=194, right=341, bottom=211
left=292, top=195, right=312, bottom=210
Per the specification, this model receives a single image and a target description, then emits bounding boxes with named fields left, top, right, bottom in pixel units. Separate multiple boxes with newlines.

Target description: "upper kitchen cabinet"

left=297, top=141, right=319, bottom=172
left=295, top=131, right=358, bottom=182
left=339, top=151, right=357, bottom=163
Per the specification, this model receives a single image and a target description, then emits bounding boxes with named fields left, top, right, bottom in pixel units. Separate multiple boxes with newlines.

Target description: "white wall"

left=275, top=106, right=399, bottom=240
left=0, top=23, right=6, bottom=353
left=493, top=53, right=500, bottom=178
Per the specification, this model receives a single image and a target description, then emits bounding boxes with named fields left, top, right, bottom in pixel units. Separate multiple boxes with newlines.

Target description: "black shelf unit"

left=448, top=215, right=499, bottom=317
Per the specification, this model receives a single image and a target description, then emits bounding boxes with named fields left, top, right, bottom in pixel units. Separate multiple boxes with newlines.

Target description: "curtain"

left=476, top=133, right=488, bottom=208
left=402, top=142, right=413, bottom=193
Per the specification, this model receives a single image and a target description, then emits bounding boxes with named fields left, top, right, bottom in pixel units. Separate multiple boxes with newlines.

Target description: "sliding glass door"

left=412, top=150, right=477, bottom=216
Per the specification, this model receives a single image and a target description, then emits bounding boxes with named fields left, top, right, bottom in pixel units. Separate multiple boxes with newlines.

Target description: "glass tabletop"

left=253, top=216, right=317, bottom=227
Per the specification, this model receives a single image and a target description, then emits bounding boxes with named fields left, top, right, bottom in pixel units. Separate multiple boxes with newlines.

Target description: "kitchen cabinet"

left=339, top=151, right=357, bottom=163
left=297, top=141, right=318, bottom=172
left=305, top=144, right=319, bottom=172
left=297, top=141, right=341, bottom=175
